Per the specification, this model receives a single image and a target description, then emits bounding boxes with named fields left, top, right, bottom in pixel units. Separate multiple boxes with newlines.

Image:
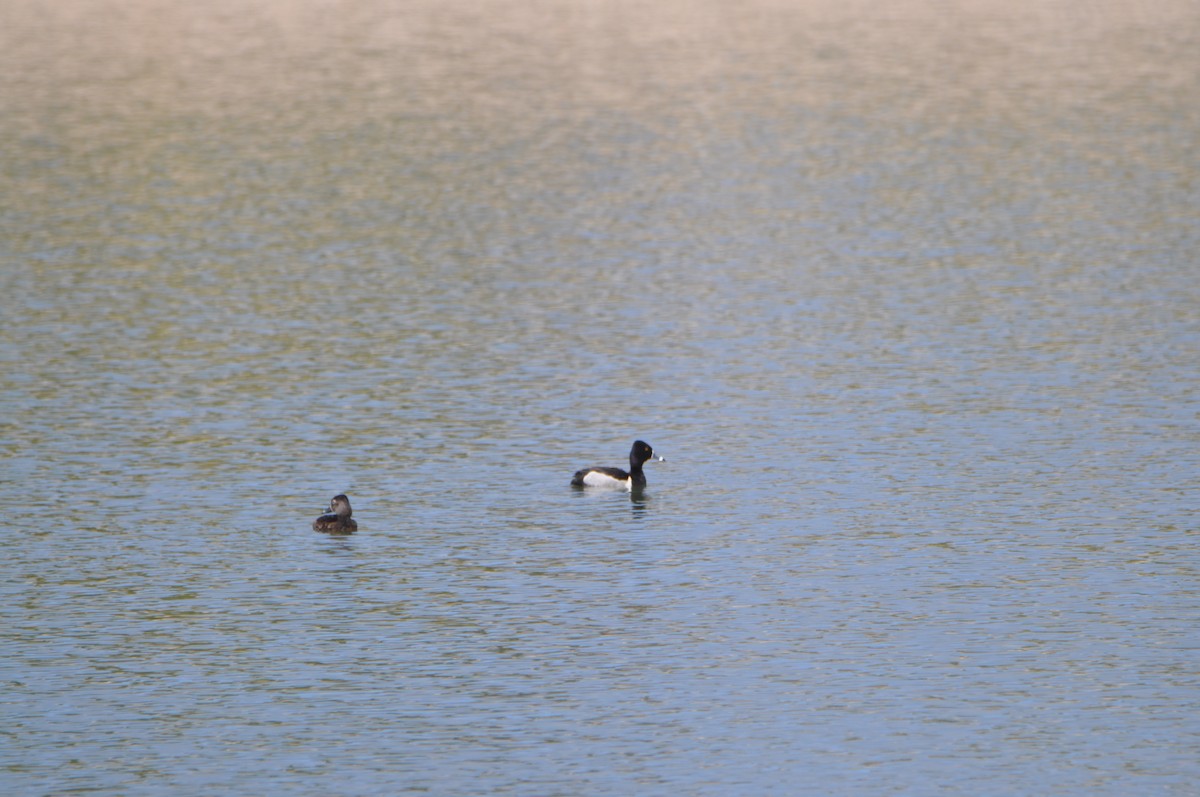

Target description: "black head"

left=629, top=440, right=663, bottom=467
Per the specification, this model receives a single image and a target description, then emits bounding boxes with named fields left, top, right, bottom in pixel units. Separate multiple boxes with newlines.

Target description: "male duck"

left=571, top=440, right=664, bottom=490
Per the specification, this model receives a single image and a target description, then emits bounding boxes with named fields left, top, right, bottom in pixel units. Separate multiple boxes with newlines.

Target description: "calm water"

left=2, top=0, right=1198, bottom=794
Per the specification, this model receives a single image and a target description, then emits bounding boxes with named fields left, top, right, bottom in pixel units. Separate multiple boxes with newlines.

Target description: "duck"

left=571, top=440, right=664, bottom=490
left=312, top=494, right=358, bottom=533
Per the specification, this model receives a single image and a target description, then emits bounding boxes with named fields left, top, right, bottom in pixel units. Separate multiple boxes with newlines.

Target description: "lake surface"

left=2, top=0, right=1198, bottom=794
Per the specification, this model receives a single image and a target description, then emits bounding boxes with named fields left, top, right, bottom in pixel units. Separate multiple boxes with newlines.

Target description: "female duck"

left=313, top=494, right=358, bottom=533
left=571, top=440, right=664, bottom=490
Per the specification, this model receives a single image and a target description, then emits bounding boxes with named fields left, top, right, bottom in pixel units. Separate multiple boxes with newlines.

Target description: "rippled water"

left=2, top=0, right=1198, bottom=794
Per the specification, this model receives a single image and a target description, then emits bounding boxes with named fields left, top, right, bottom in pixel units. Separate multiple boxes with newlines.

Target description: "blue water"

left=2, top=1, right=1198, bottom=794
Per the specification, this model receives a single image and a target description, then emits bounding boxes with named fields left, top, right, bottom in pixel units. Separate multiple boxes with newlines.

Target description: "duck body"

left=573, top=465, right=644, bottom=490
left=313, top=494, right=357, bottom=533
left=571, top=440, right=663, bottom=491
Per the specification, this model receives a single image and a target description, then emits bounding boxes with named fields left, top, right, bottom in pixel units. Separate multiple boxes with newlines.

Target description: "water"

left=2, top=0, right=1198, bottom=794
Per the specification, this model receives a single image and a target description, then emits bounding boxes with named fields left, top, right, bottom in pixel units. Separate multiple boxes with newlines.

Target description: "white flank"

left=582, top=470, right=632, bottom=490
